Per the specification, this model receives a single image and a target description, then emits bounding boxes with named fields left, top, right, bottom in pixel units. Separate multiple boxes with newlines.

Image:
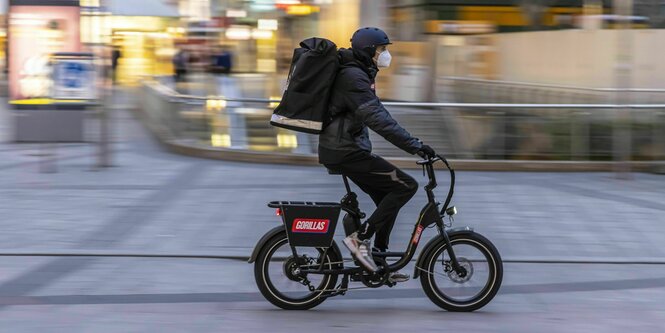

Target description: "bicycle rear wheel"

left=254, top=232, right=341, bottom=310
left=420, top=232, right=503, bottom=312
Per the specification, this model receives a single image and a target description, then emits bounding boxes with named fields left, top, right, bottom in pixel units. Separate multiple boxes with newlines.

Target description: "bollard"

left=39, top=143, right=57, bottom=173
left=97, top=99, right=111, bottom=168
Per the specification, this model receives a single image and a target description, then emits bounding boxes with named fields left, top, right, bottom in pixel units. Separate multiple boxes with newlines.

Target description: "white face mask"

left=376, top=50, right=392, bottom=68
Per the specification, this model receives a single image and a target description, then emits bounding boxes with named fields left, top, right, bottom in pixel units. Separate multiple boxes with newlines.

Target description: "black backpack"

left=270, top=38, right=339, bottom=134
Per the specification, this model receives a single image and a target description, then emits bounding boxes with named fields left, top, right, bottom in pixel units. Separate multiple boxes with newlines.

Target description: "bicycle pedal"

left=388, top=277, right=410, bottom=284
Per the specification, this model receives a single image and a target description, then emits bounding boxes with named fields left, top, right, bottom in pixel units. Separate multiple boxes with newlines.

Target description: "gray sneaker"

left=389, top=270, right=410, bottom=283
left=343, top=232, right=379, bottom=272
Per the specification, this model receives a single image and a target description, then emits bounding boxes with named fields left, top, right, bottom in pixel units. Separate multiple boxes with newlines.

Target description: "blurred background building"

left=0, top=0, right=663, bottom=162
left=4, top=0, right=665, bottom=90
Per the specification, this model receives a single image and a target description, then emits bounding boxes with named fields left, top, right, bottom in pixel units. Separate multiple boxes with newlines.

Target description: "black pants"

left=326, top=154, right=418, bottom=250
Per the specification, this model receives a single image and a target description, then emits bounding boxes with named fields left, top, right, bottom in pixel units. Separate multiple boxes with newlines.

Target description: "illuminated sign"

left=225, top=25, right=251, bottom=40
left=250, top=0, right=275, bottom=11
left=258, top=19, right=278, bottom=31
left=276, top=0, right=301, bottom=9
left=425, top=20, right=495, bottom=35
left=251, top=29, right=273, bottom=40
left=51, top=53, right=96, bottom=100
left=276, top=0, right=300, bottom=5
left=9, top=0, right=79, bottom=5
left=286, top=5, right=319, bottom=16
left=8, top=5, right=82, bottom=101
left=226, top=9, right=247, bottom=18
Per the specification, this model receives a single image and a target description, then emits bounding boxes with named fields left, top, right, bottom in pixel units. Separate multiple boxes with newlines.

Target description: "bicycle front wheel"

left=420, top=232, right=503, bottom=312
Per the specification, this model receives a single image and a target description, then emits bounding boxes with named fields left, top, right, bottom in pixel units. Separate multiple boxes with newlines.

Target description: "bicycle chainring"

left=360, top=258, right=390, bottom=288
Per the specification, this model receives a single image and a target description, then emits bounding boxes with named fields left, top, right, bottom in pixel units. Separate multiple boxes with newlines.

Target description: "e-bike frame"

left=294, top=154, right=465, bottom=278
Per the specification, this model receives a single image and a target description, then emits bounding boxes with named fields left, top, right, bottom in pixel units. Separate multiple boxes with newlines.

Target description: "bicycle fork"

left=437, top=223, right=465, bottom=276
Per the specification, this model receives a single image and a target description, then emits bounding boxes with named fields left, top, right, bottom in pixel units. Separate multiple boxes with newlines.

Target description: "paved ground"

left=0, top=90, right=664, bottom=332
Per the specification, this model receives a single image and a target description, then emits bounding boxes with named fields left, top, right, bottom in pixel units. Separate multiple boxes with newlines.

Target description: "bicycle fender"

left=413, top=227, right=474, bottom=279
left=248, top=225, right=285, bottom=263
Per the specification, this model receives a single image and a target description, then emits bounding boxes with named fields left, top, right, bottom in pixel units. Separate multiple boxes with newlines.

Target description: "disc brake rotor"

left=445, top=257, right=474, bottom=284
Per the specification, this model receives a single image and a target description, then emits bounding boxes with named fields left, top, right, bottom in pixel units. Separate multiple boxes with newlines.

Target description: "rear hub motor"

left=283, top=256, right=308, bottom=282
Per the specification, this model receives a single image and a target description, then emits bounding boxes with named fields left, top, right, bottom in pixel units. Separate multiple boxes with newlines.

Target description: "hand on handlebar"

left=418, top=144, right=437, bottom=159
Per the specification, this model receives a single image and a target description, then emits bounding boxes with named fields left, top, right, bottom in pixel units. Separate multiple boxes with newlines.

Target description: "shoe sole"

left=389, top=277, right=410, bottom=283
left=343, top=238, right=378, bottom=272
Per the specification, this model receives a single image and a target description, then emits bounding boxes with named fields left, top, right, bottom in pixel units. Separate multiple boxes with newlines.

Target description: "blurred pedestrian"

left=218, top=47, right=233, bottom=74
left=172, top=49, right=189, bottom=83
left=111, top=47, right=121, bottom=84
left=209, top=46, right=233, bottom=74
left=319, top=27, right=437, bottom=281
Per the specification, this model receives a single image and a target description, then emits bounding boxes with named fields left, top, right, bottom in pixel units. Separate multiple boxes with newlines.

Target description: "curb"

left=163, top=139, right=665, bottom=173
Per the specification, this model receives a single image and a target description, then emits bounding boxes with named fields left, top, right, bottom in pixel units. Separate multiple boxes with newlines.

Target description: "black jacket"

left=318, top=48, right=422, bottom=166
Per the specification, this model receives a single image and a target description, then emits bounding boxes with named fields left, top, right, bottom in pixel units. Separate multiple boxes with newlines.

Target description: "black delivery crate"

left=268, top=201, right=341, bottom=247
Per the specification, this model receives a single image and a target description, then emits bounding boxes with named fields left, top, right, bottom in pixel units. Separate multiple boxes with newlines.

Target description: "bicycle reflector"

left=276, top=208, right=282, bottom=216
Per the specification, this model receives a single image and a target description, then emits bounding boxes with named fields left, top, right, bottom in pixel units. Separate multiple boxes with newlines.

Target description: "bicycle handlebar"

left=416, top=152, right=452, bottom=169
left=416, top=155, right=440, bottom=165
left=415, top=153, right=455, bottom=216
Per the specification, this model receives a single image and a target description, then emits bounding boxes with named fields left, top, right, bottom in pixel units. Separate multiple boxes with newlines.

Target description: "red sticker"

left=292, top=219, right=330, bottom=233
left=412, top=225, right=424, bottom=244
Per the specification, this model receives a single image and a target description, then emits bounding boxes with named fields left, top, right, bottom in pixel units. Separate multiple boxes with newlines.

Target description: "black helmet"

left=350, top=27, right=391, bottom=52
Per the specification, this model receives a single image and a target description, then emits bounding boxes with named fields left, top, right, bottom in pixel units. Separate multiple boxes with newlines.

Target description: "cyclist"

left=318, top=27, right=436, bottom=281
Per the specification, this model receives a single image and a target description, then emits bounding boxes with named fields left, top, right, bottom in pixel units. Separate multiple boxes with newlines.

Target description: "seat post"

left=342, top=175, right=352, bottom=194
left=340, top=175, right=365, bottom=220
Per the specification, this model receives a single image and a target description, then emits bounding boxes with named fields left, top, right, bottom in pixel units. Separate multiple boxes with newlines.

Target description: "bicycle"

left=248, top=154, right=503, bottom=311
